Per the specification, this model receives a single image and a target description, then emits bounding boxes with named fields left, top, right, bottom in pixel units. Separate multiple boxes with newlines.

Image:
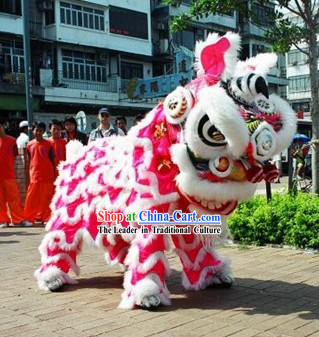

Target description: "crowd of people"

left=0, top=108, right=145, bottom=228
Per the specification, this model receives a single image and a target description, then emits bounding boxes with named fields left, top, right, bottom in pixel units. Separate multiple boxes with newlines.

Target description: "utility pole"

left=288, top=146, right=294, bottom=191
left=265, top=181, right=272, bottom=203
left=22, top=0, right=33, bottom=139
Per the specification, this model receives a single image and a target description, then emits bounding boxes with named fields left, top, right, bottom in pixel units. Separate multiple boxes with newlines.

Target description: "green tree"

left=165, top=0, right=319, bottom=194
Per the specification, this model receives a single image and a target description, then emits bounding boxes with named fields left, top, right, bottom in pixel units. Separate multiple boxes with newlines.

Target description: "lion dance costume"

left=35, top=33, right=296, bottom=309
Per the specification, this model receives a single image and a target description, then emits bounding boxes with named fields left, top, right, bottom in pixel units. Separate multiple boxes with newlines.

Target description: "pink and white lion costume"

left=35, top=32, right=296, bottom=309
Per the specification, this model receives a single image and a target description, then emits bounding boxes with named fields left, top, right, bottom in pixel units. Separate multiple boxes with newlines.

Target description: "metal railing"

left=55, top=71, right=118, bottom=93
left=0, top=66, right=25, bottom=85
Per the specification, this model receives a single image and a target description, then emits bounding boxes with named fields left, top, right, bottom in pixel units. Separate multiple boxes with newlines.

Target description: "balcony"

left=41, top=69, right=123, bottom=105
left=53, top=70, right=118, bottom=93
left=0, top=12, right=23, bottom=35
left=0, top=65, right=25, bottom=94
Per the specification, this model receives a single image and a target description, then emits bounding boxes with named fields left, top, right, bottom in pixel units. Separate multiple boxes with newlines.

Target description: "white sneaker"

left=0, top=223, right=8, bottom=228
left=21, top=221, right=33, bottom=227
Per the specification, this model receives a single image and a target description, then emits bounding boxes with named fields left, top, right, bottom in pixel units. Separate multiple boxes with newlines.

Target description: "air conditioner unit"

left=159, top=39, right=169, bottom=54
left=97, top=51, right=108, bottom=61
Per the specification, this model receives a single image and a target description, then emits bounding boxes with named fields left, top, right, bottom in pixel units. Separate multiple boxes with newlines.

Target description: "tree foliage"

left=164, top=0, right=314, bottom=54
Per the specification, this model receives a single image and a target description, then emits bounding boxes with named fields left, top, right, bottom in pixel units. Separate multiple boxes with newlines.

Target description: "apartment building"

left=0, top=0, right=40, bottom=134
left=0, top=0, right=288, bottom=133
left=281, top=10, right=313, bottom=138
left=150, top=0, right=287, bottom=95
left=1, top=0, right=157, bottom=131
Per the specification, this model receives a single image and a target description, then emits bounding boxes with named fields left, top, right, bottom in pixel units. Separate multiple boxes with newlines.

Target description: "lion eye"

left=210, top=130, right=225, bottom=141
left=198, top=115, right=226, bottom=147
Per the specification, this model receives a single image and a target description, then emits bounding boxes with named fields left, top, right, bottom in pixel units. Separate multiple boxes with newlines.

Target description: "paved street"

left=256, top=177, right=289, bottom=196
left=1, top=228, right=318, bottom=337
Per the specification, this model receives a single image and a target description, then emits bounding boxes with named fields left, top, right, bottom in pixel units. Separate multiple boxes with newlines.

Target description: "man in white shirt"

left=16, top=121, right=29, bottom=149
left=88, top=108, right=125, bottom=143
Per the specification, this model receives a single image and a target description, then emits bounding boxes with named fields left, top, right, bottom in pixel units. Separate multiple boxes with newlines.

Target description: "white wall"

left=0, top=13, right=23, bottom=35
left=44, top=87, right=119, bottom=105
left=43, top=0, right=152, bottom=56
left=287, top=64, right=310, bottom=77
left=288, top=91, right=311, bottom=101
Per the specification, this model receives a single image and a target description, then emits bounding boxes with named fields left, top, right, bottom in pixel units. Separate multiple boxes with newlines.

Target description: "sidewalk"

left=256, top=176, right=289, bottom=196
left=1, top=228, right=318, bottom=337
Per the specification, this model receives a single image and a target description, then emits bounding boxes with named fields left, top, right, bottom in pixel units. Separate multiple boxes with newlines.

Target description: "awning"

left=0, top=94, right=40, bottom=111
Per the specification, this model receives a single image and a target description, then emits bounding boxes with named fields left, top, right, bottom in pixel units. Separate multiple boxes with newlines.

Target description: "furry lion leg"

left=119, top=228, right=171, bottom=310
left=172, top=230, right=233, bottom=291
left=34, top=221, right=88, bottom=291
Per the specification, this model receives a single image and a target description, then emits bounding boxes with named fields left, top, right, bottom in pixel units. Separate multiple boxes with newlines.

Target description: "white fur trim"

left=181, top=258, right=232, bottom=291
left=270, top=94, right=297, bottom=154
left=235, top=53, right=278, bottom=77
left=175, top=246, right=210, bottom=271
left=173, top=232, right=201, bottom=250
left=119, top=271, right=171, bottom=309
left=34, top=266, right=78, bottom=291
left=66, top=140, right=84, bottom=161
left=118, top=291, right=136, bottom=309
left=132, top=278, right=161, bottom=305
left=124, top=238, right=171, bottom=277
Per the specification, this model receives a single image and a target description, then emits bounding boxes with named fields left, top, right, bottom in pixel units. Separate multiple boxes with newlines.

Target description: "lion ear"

left=200, top=37, right=230, bottom=77
left=194, top=32, right=241, bottom=80
left=235, top=53, right=278, bottom=77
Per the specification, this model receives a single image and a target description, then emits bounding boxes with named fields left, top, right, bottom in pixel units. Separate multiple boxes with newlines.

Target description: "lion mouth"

left=177, top=187, right=237, bottom=215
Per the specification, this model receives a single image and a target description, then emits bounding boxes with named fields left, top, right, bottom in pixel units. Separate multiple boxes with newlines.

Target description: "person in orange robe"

left=0, top=121, right=31, bottom=228
left=47, top=120, right=66, bottom=179
left=24, top=122, right=55, bottom=224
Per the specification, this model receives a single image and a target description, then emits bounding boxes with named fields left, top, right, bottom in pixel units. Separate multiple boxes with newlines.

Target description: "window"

left=173, top=28, right=204, bottom=51
left=45, top=2, right=55, bottom=25
left=252, top=44, right=270, bottom=57
left=60, top=2, right=104, bottom=31
left=279, top=86, right=287, bottom=99
left=0, top=41, right=24, bottom=73
left=288, top=49, right=308, bottom=65
left=121, top=62, right=143, bottom=79
left=109, top=6, right=148, bottom=40
left=62, top=49, right=107, bottom=82
left=251, top=4, right=274, bottom=27
left=0, top=0, right=21, bottom=15
left=222, top=11, right=234, bottom=17
left=240, top=44, right=250, bottom=60
left=289, top=76, right=310, bottom=93
left=292, top=102, right=310, bottom=112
